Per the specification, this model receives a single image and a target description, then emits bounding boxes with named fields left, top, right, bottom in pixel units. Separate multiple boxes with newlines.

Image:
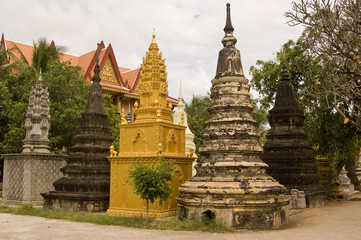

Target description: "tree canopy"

left=250, top=38, right=361, bottom=189
left=286, top=0, right=361, bottom=134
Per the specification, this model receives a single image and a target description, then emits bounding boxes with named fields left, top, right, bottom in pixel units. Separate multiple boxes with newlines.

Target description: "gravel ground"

left=0, top=200, right=360, bottom=240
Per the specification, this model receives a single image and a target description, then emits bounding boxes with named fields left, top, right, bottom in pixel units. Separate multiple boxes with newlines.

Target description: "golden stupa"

left=106, top=30, right=194, bottom=218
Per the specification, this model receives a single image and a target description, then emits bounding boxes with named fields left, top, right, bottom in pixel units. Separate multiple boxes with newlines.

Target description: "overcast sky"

left=1, top=0, right=304, bottom=103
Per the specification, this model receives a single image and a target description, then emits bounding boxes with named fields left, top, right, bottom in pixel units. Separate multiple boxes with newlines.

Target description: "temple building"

left=261, top=63, right=324, bottom=208
left=106, top=31, right=194, bottom=218
left=0, top=33, right=178, bottom=118
left=176, top=4, right=290, bottom=229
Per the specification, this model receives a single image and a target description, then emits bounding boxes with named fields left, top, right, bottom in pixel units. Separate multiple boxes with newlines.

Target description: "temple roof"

left=1, top=33, right=178, bottom=104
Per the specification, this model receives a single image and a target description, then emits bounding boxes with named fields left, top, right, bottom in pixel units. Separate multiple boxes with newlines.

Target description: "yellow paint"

left=100, top=57, right=119, bottom=85
left=106, top=31, right=194, bottom=218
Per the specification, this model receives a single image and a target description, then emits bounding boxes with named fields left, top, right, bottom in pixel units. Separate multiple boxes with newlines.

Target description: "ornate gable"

left=100, top=57, right=119, bottom=85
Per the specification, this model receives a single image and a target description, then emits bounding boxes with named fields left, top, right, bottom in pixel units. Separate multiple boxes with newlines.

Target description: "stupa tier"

left=42, top=45, right=114, bottom=211
left=261, top=63, right=324, bottom=208
left=177, top=3, right=290, bottom=229
left=106, top=31, right=194, bottom=218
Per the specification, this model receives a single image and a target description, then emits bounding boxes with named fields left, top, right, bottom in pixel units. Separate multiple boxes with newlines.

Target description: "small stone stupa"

left=22, top=73, right=51, bottom=154
left=261, top=63, right=324, bottom=208
left=2, top=73, right=66, bottom=206
left=106, top=31, right=194, bottom=218
left=177, top=4, right=290, bottom=229
left=42, top=44, right=114, bottom=211
left=173, top=81, right=197, bottom=175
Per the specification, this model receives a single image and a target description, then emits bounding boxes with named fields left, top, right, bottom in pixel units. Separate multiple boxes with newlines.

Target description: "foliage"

left=250, top=98, right=269, bottom=146
left=185, top=95, right=211, bottom=161
left=129, top=157, right=176, bottom=221
left=0, top=40, right=120, bottom=155
left=286, top=0, right=361, bottom=134
left=32, top=37, right=65, bottom=72
left=103, top=94, right=121, bottom=151
left=0, top=205, right=231, bottom=232
left=249, top=38, right=361, bottom=189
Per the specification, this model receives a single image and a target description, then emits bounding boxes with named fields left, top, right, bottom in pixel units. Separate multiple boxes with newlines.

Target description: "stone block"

left=2, top=153, right=66, bottom=207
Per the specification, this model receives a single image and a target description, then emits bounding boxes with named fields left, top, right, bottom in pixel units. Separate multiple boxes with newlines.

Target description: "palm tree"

left=7, top=37, right=65, bottom=74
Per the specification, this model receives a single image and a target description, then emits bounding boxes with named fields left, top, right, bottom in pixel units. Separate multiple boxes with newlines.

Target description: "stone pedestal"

left=177, top=4, right=290, bottom=229
left=2, top=154, right=66, bottom=207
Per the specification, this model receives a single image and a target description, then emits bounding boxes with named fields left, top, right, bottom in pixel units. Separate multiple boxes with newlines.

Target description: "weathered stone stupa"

left=2, top=74, right=66, bottom=206
left=42, top=45, right=114, bottom=211
left=106, top=31, right=194, bottom=218
left=261, top=63, right=324, bottom=208
left=176, top=4, right=290, bottom=229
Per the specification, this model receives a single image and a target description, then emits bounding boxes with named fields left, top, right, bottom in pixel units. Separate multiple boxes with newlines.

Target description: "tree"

left=185, top=95, right=211, bottom=161
left=250, top=38, right=361, bottom=190
left=285, top=0, right=361, bottom=134
left=128, top=157, right=176, bottom=222
left=250, top=98, right=269, bottom=146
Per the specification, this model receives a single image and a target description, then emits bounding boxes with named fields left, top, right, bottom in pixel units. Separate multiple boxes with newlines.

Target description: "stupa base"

left=177, top=180, right=290, bottom=229
left=42, top=191, right=109, bottom=212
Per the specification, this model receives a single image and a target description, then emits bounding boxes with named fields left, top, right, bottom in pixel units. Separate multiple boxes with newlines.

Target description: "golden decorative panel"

left=100, top=57, right=119, bottom=85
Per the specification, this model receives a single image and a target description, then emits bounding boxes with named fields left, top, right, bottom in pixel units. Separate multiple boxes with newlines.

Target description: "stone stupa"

left=261, top=63, right=324, bottom=208
left=177, top=3, right=290, bottom=229
left=2, top=73, right=66, bottom=206
left=42, top=44, right=114, bottom=211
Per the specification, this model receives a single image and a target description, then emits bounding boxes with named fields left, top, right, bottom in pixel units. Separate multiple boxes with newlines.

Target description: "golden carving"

left=121, top=108, right=127, bottom=125
left=109, top=145, right=118, bottom=157
left=100, top=57, right=119, bottom=84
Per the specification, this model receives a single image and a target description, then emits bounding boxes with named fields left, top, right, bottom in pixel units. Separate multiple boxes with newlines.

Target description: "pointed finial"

left=178, top=80, right=183, bottom=99
left=224, top=3, right=234, bottom=34
left=152, top=28, right=156, bottom=43
left=280, top=58, right=291, bottom=82
left=221, top=3, right=237, bottom=47
left=92, top=43, right=101, bottom=83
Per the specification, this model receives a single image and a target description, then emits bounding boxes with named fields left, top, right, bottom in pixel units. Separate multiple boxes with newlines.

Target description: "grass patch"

left=0, top=205, right=231, bottom=232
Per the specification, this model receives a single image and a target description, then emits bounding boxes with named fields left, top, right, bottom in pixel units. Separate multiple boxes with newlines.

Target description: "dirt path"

left=0, top=200, right=360, bottom=240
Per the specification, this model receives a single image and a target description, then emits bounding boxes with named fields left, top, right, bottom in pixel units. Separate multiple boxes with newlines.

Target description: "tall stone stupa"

left=177, top=4, right=290, bottom=229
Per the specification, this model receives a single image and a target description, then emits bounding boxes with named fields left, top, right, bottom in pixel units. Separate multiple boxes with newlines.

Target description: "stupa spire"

left=84, top=43, right=106, bottom=114
left=178, top=80, right=184, bottom=110
left=92, top=43, right=101, bottom=83
left=222, top=3, right=237, bottom=48
left=216, top=3, right=243, bottom=78
left=135, top=30, right=171, bottom=123
left=281, top=59, right=291, bottom=82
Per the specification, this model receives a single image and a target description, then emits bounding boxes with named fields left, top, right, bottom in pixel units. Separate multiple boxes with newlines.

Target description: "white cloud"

left=1, top=0, right=304, bottom=104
